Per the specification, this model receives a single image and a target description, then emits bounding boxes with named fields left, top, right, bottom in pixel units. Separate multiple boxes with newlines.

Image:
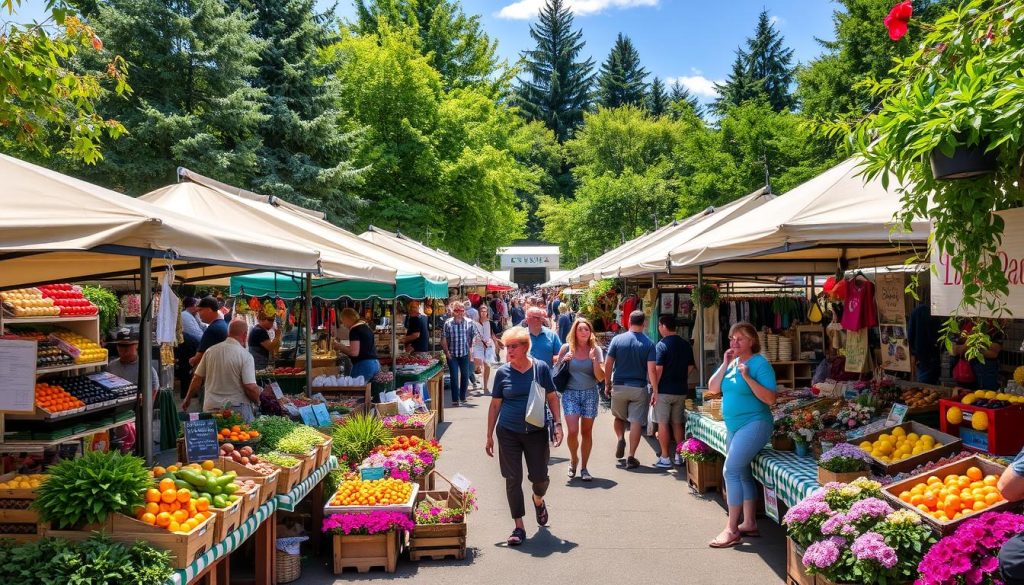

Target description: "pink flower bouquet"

left=916, top=512, right=1024, bottom=585
left=322, top=510, right=414, bottom=535
left=676, top=437, right=720, bottom=463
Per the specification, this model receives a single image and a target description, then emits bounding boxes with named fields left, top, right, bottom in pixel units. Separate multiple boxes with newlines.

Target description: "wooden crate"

left=271, top=460, right=303, bottom=495
left=317, top=435, right=334, bottom=467
left=209, top=497, right=242, bottom=543
left=816, top=468, right=868, bottom=486
left=686, top=458, right=723, bottom=493
left=332, top=531, right=399, bottom=574
left=317, top=383, right=372, bottom=407
left=217, top=458, right=280, bottom=506
left=856, top=421, right=961, bottom=475
left=293, top=449, right=317, bottom=479
left=42, top=515, right=115, bottom=541
left=881, top=455, right=1018, bottom=535
left=237, top=482, right=261, bottom=521
left=388, top=412, right=437, bottom=441
left=0, top=471, right=42, bottom=534
left=110, top=512, right=216, bottom=569
left=408, top=522, right=466, bottom=561
left=414, top=471, right=435, bottom=492
left=325, top=484, right=419, bottom=516
left=786, top=537, right=816, bottom=585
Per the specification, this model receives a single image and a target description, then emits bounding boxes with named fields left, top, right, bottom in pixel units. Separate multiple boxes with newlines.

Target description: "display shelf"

left=5, top=396, right=136, bottom=421
left=35, top=361, right=104, bottom=376
left=0, top=314, right=98, bottom=324
left=0, top=419, right=133, bottom=452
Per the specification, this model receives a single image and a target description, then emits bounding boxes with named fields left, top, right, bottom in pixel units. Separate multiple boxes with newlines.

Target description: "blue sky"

left=14, top=0, right=842, bottom=105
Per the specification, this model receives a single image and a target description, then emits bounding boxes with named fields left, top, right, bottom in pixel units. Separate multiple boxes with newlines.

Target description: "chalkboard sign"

left=312, top=403, right=332, bottom=427
left=298, top=405, right=318, bottom=427
left=182, top=416, right=220, bottom=463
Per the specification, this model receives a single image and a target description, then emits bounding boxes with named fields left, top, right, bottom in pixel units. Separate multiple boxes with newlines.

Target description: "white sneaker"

left=674, top=454, right=683, bottom=466
left=655, top=457, right=673, bottom=469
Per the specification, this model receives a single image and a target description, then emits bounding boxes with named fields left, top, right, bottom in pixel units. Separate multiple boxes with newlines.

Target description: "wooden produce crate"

left=218, top=458, right=279, bottom=506
left=408, top=471, right=469, bottom=561
left=332, top=531, right=399, bottom=574
left=896, top=381, right=953, bottom=415
left=110, top=512, right=216, bottom=569
left=0, top=472, right=43, bottom=539
left=270, top=460, right=303, bottom=495
left=292, top=449, right=318, bottom=479
left=42, top=515, right=115, bottom=541
left=317, top=434, right=334, bottom=467
left=940, top=397, right=1024, bottom=455
left=856, top=421, right=961, bottom=475
left=388, top=412, right=437, bottom=441
left=686, top=458, right=723, bottom=493
left=236, top=482, right=261, bottom=521
left=881, top=455, right=1018, bottom=535
left=816, top=468, right=868, bottom=486
left=786, top=537, right=816, bottom=585
left=209, top=497, right=242, bottom=543
left=414, top=471, right=435, bottom=492
left=324, top=483, right=419, bottom=516
left=317, top=383, right=372, bottom=406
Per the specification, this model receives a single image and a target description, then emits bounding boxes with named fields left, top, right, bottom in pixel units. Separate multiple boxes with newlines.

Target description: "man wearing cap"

left=182, top=320, right=260, bottom=414
left=403, top=301, right=431, bottom=353
left=106, top=329, right=158, bottom=393
left=248, top=314, right=280, bottom=371
left=188, top=296, right=228, bottom=370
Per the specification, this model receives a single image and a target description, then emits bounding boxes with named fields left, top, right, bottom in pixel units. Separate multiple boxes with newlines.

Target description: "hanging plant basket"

left=930, top=136, right=997, bottom=180
left=690, top=284, right=719, bottom=309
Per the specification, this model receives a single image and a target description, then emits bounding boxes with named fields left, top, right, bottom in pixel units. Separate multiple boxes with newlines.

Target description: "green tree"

left=232, top=0, right=365, bottom=226
left=353, top=0, right=504, bottom=92
left=647, top=77, right=669, bottom=117
left=509, top=120, right=563, bottom=239
left=0, top=0, right=128, bottom=163
left=69, top=0, right=267, bottom=194
left=668, top=79, right=703, bottom=119
left=715, top=10, right=795, bottom=113
left=596, top=33, right=648, bottom=109
left=516, top=0, right=595, bottom=143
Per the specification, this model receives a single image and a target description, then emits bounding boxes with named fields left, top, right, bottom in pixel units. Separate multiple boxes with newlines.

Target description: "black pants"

left=497, top=425, right=550, bottom=520
left=1000, top=533, right=1024, bottom=584
left=174, top=336, right=199, bottom=398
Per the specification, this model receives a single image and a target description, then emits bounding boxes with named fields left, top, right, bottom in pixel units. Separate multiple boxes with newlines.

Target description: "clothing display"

left=839, top=277, right=878, bottom=331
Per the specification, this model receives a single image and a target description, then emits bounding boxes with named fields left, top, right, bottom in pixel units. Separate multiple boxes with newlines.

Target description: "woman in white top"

left=471, top=305, right=501, bottom=390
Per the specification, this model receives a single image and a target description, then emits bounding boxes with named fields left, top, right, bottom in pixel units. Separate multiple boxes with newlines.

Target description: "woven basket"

left=275, top=550, right=301, bottom=584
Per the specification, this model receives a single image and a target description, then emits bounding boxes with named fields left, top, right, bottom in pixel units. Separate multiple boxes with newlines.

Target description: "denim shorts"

left=562, top=386, right=599, bottom=419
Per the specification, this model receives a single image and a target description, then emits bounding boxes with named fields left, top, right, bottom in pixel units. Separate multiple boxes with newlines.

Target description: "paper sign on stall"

left=0, top=340, right=37, bottom=413
left=312, top=403, right=332, bottom=427
left=298, top=405, right=318, bottom=427
left=763, top=484, right=780, bottom=523
left=886, top=404, right=909, bottom=426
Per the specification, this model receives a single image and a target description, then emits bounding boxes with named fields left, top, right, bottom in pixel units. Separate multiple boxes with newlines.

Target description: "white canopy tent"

left=359, top=226, right=513, bottom=288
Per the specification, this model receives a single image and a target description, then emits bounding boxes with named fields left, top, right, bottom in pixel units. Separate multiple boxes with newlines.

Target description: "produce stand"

left=395, top=362, right=445, bottom=423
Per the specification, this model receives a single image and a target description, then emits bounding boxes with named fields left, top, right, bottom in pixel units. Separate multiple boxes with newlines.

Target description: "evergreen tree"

left=515, top=0, right=595, bottom=143
left=354, top=0, right=503, bottom=91
left=232, top=0, right=365, bottom=226
left=668, top=80, right=703, bottom=118
left=596, top=33, right=648, bottom=109
left=714, top=10, right=795, bottom=113
left=646, top=77, right=669, bottom=117
left=69, top=0, right=267, bottom=194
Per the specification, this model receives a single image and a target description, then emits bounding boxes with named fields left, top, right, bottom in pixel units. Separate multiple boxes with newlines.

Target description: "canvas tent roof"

left=229, top=271, right=448, bottom=300
left=0, top=154, right=321, bottom=288
left=359, top=227, right=512, bottom=288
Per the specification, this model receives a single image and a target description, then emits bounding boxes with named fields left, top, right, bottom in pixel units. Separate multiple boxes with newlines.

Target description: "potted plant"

left=916, top=512, right=1024, bottom=585
left=677, top=437, right=723, bottom=493
left=323, top=511, right=414, bottom=574
left=817, top=443, right=872, bottom=485
left=34, top=451, right=151, bottom=532
left=773, top=416, right=795, bottom=451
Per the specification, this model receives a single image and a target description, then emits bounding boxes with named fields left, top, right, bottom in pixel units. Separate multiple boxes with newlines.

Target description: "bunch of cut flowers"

left=836, top=403, right=875, bottom=429
left=784, top=477, right=935, bottom=584
left=413, top=488, right=478, bottom=526
left=916, top=511, right=1024, bottom=585
left=790, top=410, right=823, bottom=445
left=362, top=448, right=435, bottom=481
left=322, top=510, right=414, bottom=535
left=380, top=413, right=430, bottom=429
left=676, top=437, right=720, bottom=463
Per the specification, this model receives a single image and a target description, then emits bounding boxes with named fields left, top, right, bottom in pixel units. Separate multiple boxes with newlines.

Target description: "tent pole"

left=139, top=256, right=153, bottom=465
left=697, top=265, right=706, bottom=389
left=305, top=274, right=313, bottom=396
left=391, top=297, right=399, bottom=367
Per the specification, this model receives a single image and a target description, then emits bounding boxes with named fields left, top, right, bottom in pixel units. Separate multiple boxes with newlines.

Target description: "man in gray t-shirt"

left=106, top=329, right=158, bottom=393
left=604, top=310, right=656, bottom=469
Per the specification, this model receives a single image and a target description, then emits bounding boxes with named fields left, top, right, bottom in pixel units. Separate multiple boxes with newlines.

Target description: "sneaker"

left=615, top=438, right=626, bottom=459
left=625, top=456, right=641, bottom=469
left=674, top=454, right=683, bottom=466
left=655, top=457, right=673, bottom=469
left=580, top=468, right=593, bottom=482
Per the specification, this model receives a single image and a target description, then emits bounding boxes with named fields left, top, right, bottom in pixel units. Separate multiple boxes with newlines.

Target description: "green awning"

left=230, top=272, right=447, bottom=300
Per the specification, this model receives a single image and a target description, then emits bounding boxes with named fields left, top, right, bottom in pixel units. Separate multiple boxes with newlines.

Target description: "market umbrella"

left=157, top=388, right=181, bottom=451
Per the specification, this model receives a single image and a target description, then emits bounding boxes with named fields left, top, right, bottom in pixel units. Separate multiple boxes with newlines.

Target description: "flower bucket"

left=795, top=441, right=809, bottom=457
left=332, top=531, right=399, bottom=574
left=685, top=458, right=723, bottom=493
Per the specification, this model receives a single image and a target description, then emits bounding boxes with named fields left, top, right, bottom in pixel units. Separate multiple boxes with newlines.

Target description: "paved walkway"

left=298, top=388, right=787, bottom=584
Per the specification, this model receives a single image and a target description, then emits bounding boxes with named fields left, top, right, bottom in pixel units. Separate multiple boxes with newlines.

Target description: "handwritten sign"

left=0, top=340, right=37, bottom=413
left=874, top=273, right=906, bottom=324
left=182, top=417, right=220, bottom=463
left=298, top=405, right=318, bottom=427
left=763, top=484, right=780, bottom=523
left=312, top=403, right=332, bottom=427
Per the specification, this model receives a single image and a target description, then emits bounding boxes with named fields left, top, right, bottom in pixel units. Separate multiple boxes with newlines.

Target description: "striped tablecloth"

left=276, top=456, right=338, bottom=511
left=685, top=412, right=820, bottom=508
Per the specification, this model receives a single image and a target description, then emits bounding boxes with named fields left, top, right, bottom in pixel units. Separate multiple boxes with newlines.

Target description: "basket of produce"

left=213, top=410, right=262, bottom=450
left=854, top=421, right=961, bottom=474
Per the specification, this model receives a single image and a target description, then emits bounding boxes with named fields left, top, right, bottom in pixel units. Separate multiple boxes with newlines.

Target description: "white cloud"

left=497, top=0, right=659, bottom=21
left=770, top=15, right=785, bottom=26
left=666, top=74, right=723, bottom=98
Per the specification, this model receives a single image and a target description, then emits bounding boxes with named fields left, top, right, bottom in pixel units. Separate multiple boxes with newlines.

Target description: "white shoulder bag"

left=524, top=361, right=547, bottom=428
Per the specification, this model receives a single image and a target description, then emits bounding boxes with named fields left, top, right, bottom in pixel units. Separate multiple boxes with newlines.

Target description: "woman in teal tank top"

left=703, top=322, right=777, bottom=549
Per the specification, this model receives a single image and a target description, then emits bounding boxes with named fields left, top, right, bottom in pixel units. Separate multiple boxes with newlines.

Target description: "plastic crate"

left=939, top=398, right=1024, bottom=455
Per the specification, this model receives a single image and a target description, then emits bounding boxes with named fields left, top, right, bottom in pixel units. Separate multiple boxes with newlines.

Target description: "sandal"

left=708, top=531, right=743, bottom=549
left=507, top=527, right=526, bottom=546
left=740, top=529, right=761, bottom=537
left=534, top=497, right=549, bottom=526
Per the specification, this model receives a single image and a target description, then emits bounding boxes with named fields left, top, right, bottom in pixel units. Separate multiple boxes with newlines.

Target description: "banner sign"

left=932, top=207, right=1024, bottom=317
left=876, top=273, right=910, bottom=373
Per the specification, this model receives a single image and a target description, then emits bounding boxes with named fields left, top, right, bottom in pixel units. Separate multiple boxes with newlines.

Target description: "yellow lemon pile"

left=0, top=474, right=46, bottom=489
left=859, top=426, right=943, bottom=463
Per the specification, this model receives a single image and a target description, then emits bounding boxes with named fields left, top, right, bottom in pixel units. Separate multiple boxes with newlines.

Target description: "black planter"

left=930, top=138, right=997, bottom=180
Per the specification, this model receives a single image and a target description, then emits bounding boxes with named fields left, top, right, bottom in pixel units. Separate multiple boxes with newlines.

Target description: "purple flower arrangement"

left=819, top=443, right=873, bottom=473
left=676, top=437, right=720, bottom=463
left=916, top=512, right=1024, bottom=585
left=362, top=449, right=434, bottom=481
left=785, top=478, right=935, bottom=583
left=322, top=510, right=415, bottom=535
left=381, top=414, right=426, bottom=429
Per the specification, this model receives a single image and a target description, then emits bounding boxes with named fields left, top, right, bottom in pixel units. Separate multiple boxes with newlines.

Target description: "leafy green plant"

left=33, top=451, right=151, bottom=528
left=80, top=285, right=119, bottom=336
left=275, top=426, right=326, bottom=455
left=579, top=279, right=616, bottom=321
left=251, top=415, right=299, bottom=452
left=0, top=534, right=173, bottom=585
left=331, top=414, right=392, bottom=464
left=263, top=451, right=301, bottom=468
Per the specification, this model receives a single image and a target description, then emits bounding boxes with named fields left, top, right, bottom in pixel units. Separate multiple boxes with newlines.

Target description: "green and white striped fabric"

left=277, top=456, right=338, bottom=511
left=685, top=412, right=820, bottom=509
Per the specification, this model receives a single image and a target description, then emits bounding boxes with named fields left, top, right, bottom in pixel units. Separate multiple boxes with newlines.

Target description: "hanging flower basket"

left=690, top=284, right=720, bottom=309
left=930, top=135, right=997, bottom=180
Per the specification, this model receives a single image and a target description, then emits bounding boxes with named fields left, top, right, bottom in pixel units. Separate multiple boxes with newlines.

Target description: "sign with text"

left=312, top=403, right=332, bottom=427
left=182, top=417, right=220, bottom=463
left=875, top=273, right=906, bottom=324
left=886, top=403, right=909, bottom=426
left=0, top=340, right=37, bottom=413
left=763, top=484, right=780, bottom=523
left=298, top=405, right=318, bottom=427
left=932, top=207, right=1024, bottom=316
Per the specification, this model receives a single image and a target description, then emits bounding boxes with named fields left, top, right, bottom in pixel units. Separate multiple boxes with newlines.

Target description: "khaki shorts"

left=654, top=394, right=686, bottom=425
left=610, top=385, right=649, bottom=423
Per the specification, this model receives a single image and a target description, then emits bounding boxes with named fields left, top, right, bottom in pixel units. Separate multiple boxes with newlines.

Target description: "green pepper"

left=213, top=495, right=227, bottom=509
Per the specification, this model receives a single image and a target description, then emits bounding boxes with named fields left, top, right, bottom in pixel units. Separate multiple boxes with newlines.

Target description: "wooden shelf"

left=0, top=419, right=134, bottom=452
left=5, top=396, right=136, bottom=422
left=1, top=314, right=98, bottom=324
left=36, top=361, right=104, bottom=376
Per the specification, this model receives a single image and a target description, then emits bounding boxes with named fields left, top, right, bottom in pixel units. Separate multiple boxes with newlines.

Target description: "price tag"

left=182, top=417, right=219, bottom=463
left=451, top=473, right=472, bottom=492
left=763, top=484, right=780, bottom=523
left=886, top=403, right=909, bottom=426
left=270, top=382, right=283, bottom=399
left=298, top=405, right=318, bottom=427
left=312, top=403, right=332, bottom=427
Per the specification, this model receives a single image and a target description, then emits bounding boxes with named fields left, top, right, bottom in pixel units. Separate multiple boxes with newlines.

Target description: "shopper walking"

left=175, top=296, right=203, bottom=396
left=509, top=299, right=525, bottom=329
left=703, top=321, right=777, bottom=548
left=471, top=305, right=502, bottom=392
left=525, top=306, right=561, bottom=366
left=653, top=315, right=695, bottom=468
left=335, top=308, right=381, bottom=381
left=442, top=302, right=476, bottom=406
left=485, top=326, right=563, bottom=546
left=604, top=310, right=656, bottom=469
left=555, top=317, right=604, bottom=481
left=556, top=303, right=574, bottom=344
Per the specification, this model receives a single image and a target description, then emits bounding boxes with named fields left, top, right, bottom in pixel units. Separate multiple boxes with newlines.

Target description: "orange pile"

left=897, top=466, right=1005, bottom=523
left=35, top=382, right=84, bottom=413
left=219, top=425, right=259, bottom=443
left=330, top=478, right=413, bottom=507
left=135, top=477, right=211, bottom=533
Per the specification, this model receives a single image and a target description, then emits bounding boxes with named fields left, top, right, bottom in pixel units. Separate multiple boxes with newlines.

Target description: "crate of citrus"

left=882, top=456, right=1013, bottom=535
left=854, top=421, right=960, bottom=474
left=325, top=478, right=419, bottom=515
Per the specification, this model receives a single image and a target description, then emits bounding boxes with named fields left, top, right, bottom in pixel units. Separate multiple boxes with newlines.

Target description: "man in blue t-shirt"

left=525, top=306, right=561, bottom=366
left=653, top=315, right=696, bottom=468
left=189, top=296, right=228, bottom=370
left=402, top=301, right=431, bottom=353
left=604, top=310, right=656, bottom=469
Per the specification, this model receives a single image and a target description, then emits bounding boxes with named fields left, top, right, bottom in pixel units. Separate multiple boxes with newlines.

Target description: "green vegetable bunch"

left=80, top=285, right=120, bottom=337
left=251, top=416, right=299, bottom=452
left=0, top=534, right=174, bottom=585
left=262, top=452, right=301, bottom=467
left=33, top=451, right=151, bottom=528
left=275, top=426, right=326, bottom=455
left=331, top=413, right=391, bottom=464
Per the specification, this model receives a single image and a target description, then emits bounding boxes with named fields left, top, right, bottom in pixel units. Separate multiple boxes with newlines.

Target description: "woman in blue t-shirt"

left=485, top=326, right=563, bottom=547
left=703, top=322, right=776, bottom=549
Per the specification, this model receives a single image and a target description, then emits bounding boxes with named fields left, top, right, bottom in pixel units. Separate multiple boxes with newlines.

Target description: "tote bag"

left=524, top=362, right=547, bottom=428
